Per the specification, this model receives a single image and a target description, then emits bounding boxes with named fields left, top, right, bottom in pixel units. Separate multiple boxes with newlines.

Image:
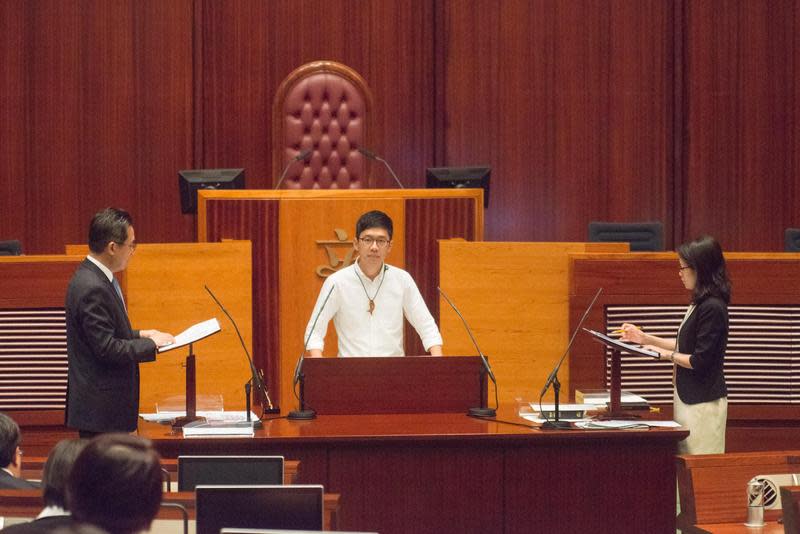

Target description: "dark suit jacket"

left=676, top=295, right=728, bottom=405
left=0, top=514, right=76, bottom=534
left=65, top=259, right=157, bottom=433
left=0, top=469, right=39, bottom=489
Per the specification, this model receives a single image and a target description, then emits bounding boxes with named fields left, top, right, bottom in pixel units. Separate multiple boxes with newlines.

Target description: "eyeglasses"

left=116, top=240, right=137, bottom=251
left=679, top=265, right=692, bottom=271
left=358, top=237, right=390, bottom=248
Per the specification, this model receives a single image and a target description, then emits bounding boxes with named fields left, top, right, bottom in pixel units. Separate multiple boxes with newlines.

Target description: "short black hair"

left=67, top=434, right=163, bottom=534
left=42, top=439, right=88, bottom=509
left=0, top=412, right=21, bottom=468
left=88, top=208, right=133, bottom=254
left=678, top=235, right=731, bottom=304
left=356, top=210, right=393, bottom=240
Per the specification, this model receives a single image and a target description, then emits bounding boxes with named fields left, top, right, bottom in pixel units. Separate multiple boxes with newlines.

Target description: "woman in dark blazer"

left=621, top=235, right=730, bottom=454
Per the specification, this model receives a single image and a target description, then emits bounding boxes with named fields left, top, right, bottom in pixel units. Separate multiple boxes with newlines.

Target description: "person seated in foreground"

left=1, top=439, right=88, bottom=533
left=0, top=413, right=38, bottom=490
left=65, top=434, right=162, bottom=534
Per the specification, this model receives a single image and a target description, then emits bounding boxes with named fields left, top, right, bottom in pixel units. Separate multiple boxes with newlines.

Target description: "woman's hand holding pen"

left=617, top=323, right=645, bottom=344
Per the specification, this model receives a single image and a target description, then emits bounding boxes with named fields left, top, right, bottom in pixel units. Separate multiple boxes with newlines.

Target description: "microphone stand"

left=357, top=147, right=404, bottom=189
left=438, top=286, right=498, bottom=417
left=539, top=288, right=603, bottom=430
left=204, top=286, right=279, bottom=424
left=274, top=148, right=311, bottom=190
left=288, top=284, right=336, bottom=421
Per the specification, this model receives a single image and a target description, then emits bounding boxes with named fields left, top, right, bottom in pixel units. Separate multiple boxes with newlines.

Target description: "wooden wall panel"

left=2, top=0, right=800, bottom=256
left=683, top=0, right=800, bottom=250
left=440, top=0, right=674, bottom=244
left=0, top=1, right=194, bottom=254
left=198, top=0, right=436, bottom=190
left=0, top=3, right=27, bottom=243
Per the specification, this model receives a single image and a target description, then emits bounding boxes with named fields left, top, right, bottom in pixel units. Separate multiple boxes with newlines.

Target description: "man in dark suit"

left=65, top=208, right=174, bottom=437
left=0, top=412, right=38, bottom=489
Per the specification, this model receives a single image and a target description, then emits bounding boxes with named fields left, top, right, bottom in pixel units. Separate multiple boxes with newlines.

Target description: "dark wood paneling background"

left=1, top=0, right=798, bottom=253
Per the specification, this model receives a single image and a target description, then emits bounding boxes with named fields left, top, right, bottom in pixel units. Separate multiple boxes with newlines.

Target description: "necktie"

left=112, top=277, right=126, bottom=311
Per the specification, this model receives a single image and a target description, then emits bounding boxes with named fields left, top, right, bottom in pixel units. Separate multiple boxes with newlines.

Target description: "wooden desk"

left=676, top=450, right=800, bottom=533
left=140, top=407, right=688, bottom=534
left=301, top=356, right=486, bottom=414
left=684, top=522, right=783, bottom=534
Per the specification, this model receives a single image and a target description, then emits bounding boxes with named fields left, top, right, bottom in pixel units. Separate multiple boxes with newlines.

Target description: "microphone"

left=538, top=287, right=603, bottom=430
left=357, top=147, right=405, bottom=189
left=438, top=286, right=498, bottom=417
left=204, top=285, right=279, bottom=423
left=288, top=283, right=336, bottom=420
left=274, top=148, right=312, bottom=190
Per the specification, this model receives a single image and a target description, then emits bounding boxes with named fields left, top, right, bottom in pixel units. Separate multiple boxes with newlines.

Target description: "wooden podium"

left=300, top=356, right=487, bottom=415
left=197, top=189, right=484, bottom=413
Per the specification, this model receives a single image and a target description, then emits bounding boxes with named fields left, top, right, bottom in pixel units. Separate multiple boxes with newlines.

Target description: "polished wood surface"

left=140, top=407, right=688, bottom=534
left=569, top=252, right=800, bottom=452
left=301, top=356, right=485, bottom=414
left=438, top=241, right=627, bottom=406
left=676, top=450, right=800, bottom=530
left=198, top=188, right=482, bottom=412
left=685, top=522, right=784, bottom=534
left=65, top=241, right=254, bottom=412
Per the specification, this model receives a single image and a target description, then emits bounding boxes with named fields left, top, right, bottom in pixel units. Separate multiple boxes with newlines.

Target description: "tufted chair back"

left=273, top=61, right=372, bottom=189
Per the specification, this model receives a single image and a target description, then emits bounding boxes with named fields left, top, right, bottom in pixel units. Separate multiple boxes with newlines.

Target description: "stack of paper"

left=182, top=420, right=256, bottom=438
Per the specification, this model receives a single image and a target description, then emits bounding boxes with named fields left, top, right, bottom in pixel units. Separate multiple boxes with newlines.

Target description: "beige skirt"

left=673, top=387, right=728, bottom=455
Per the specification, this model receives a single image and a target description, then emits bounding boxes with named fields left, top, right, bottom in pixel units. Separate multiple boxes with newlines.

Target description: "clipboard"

left=582, top=328, right=661, bottom=359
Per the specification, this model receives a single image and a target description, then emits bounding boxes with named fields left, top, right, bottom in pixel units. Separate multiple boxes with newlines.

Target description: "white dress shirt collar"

left=86, top=254, right=114, bottom=283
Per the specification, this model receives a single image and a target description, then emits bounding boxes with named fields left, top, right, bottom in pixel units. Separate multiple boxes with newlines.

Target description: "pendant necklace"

left=355, top=263, right=387, bottom=315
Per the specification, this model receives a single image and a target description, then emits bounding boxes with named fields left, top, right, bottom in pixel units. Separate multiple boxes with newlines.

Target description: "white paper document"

left=575, top=420, right=682, bottom=430
left=139, top=410, right=260, bottom=423
left=158, top=318, right=221, bottom=353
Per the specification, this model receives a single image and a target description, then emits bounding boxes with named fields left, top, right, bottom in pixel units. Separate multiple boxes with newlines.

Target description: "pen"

left=612, top=326, right=642, bottom=334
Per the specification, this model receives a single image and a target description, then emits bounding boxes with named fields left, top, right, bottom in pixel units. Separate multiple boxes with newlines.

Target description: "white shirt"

left=86, top=254, right=114, bottom=282
left=304, top=262, right=443, bottom=357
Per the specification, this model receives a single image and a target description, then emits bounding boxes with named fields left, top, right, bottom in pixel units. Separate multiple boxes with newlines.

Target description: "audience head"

left=67, top=434, right=163, bottom=534
left=0, top=412, right=23, bottom=474
left=88, top=208, right=133, bottom=254
left=42, top=439, right=88, bottom=509
left=677, top=235, right=731, bottom=304
left=355, top=210, right=393, bottom=240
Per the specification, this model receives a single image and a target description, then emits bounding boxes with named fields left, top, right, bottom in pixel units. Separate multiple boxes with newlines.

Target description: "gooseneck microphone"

left=288, top=283, right=336, bottom=421
left=539, top=287, right=603, bottom=430
left=357, top=147, right=405, bottom=189
left=204, top=285, right=278, bottom=423
left=274, top=148, right=312, bottom=190
left=438, top=286, right=499, bottom=417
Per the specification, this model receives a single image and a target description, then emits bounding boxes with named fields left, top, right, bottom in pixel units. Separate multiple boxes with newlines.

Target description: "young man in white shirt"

left=304, top=210, right=443, bottom=357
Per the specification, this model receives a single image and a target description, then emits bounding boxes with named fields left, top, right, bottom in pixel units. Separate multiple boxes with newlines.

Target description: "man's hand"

left=428, top=345, right=443, bottom=356
left=308, top=349, right=323, bottom=358
left=140, top=329, right=176, bottom=347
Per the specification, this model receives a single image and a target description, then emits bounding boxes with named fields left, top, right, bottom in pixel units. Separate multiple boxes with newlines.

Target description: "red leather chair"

left=272, top=61, right=372, bottom=189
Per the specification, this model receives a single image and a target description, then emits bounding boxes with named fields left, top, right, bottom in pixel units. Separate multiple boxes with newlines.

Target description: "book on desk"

left=575, top=389, right=650, bottom=410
